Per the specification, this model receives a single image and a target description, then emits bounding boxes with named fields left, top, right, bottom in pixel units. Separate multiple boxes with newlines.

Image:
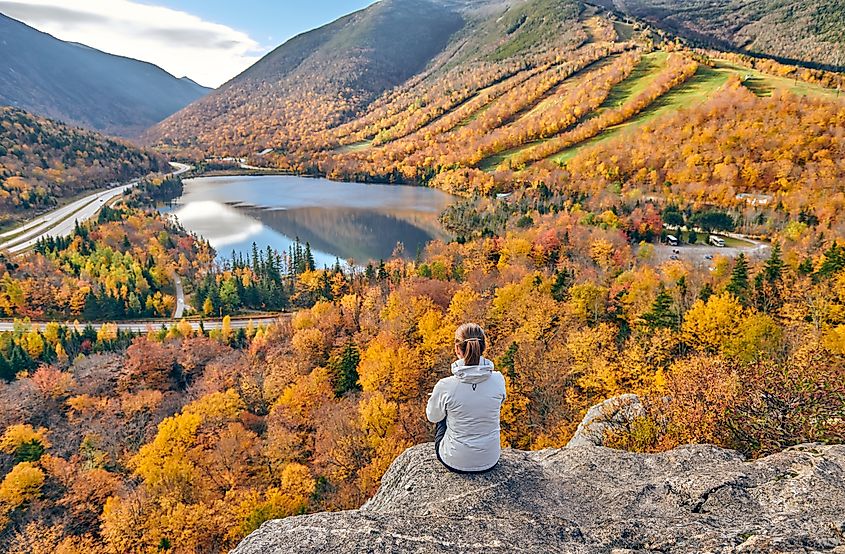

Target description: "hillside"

left=0, top=106, right=165, bottom=223
left=146, top=0, right=466, bottom=155
left=592, top=0, right=845, bottom=70
left=150, top=0, right=845, bottom=214
left=145, top=0, right=590, bottom=156
left=0, top=13, right=211, bottom=137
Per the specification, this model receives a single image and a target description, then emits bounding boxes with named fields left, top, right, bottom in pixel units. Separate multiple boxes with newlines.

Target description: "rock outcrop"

left=233, top=441, right=845, bottom=553
left=566, top=393, right=645, bottom=448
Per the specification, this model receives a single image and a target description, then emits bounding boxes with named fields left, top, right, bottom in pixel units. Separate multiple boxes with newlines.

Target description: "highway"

left=0, top=162, right=192, bottom=255
left=0, top=315, right=286, bottom=333
left=0, top=159, right=287, bottom=336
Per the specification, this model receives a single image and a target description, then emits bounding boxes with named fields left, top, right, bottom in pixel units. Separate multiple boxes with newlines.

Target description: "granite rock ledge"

left=232, top=440, right=845, bottom=553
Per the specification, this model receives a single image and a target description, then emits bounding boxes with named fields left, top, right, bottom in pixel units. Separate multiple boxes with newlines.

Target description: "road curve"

left=0, top=162, right=193, bottom=255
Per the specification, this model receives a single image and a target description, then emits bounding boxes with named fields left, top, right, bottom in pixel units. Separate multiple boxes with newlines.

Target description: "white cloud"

left=0, top=0, right=267, bottom=87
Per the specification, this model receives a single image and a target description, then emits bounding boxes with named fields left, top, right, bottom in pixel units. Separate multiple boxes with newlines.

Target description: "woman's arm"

left=426, top=380, right=448, bottom=423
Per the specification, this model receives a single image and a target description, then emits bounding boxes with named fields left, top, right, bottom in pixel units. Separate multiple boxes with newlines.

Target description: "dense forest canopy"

left=0, top=107, right=165, bottom=224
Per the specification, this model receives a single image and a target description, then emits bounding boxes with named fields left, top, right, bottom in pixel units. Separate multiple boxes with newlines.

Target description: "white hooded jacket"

left=426, top=357, right=506, bottom=472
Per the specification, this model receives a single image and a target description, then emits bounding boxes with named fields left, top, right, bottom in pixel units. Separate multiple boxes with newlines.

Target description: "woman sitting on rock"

left=426, top=323, right=506, bottom=473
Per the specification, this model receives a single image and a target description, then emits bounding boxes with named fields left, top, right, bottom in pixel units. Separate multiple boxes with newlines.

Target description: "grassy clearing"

left=334, top=140, right=372, bottom=153
left=475, top=54, right=625, bottom=170
left=479, top=51, right=667, bottom=170
left=550, top=62, right=733, bottom=163
left=479, top=142, right=537, bottom=171
left=597, top=51, right=667, bottom=111
left=548, top=57, right=840, bottom=164
left=712, top=59, right=841, bottom=98
left=676, top=230, right=753, bottom=247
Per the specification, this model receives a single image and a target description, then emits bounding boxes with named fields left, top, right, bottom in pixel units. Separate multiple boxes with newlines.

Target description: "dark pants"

left=434, top=419, right=496, bottom=474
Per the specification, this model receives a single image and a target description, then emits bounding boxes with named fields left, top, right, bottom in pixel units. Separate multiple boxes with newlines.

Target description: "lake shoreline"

left=162, top=174, right=454, bottom=266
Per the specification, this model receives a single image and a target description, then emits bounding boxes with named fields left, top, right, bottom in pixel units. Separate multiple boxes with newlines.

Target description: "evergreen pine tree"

left=251, top=242, right=261, bottom=275
left=551, top=268, right=574, bottom=301
left=753, top=242, right=785, bottom=312
left=82, top=291, right=102, bottom=321
left=688, top=229, right=698, bottom=244
left=818, top=243, right=845, bottom=278
left=0, top=355, right=13, bottom=382
left=642, top=287, right=677, bottom=329
left=798, top=257, right=814, bottom=275
left=329, top=343, right=361, bottom=397
left=304, top=242, right=315, bottom=272
left=726, top=253, right=750, bottom=303
left=763, top=242, right=784, bottom=283
left=9, top=346, right=32, bottom=375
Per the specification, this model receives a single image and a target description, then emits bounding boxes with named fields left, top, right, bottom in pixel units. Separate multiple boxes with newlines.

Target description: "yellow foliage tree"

left=20, top=329, right=44, bottom=359
left=131, top=411, right=202, bottom=496
left=0, top=425, right=50, bottom=458
left=681, top=293, right=745, bottom=352
left=96, top=323, right=118, bottom=343
left=0, top=462, right=45, bottom=511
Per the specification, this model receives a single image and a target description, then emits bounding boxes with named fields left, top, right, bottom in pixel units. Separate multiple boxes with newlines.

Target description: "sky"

left=0, top=0, right=377, bottom=88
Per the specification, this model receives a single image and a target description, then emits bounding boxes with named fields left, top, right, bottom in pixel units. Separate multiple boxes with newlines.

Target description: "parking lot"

left=652, top=238, right=771, bottom=266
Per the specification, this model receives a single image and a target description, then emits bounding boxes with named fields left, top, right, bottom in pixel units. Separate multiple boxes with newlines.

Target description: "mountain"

left=0, top=13, right=211, bottom=137
left=148, top=0, right=845, bottom=194
left=145, top=0, right=589, bottom=156
left=147, top=0, right=467, bottom=154
left=0, top=106, right=165, bottom=222
left=593, top=0, right=845, bottom=70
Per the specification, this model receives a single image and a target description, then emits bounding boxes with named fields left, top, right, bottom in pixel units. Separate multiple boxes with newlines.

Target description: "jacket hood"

left=451, top=357, right=495, bottom=384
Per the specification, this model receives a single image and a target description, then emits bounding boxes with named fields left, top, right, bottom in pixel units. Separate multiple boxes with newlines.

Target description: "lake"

left=161, top=175, right=454, bottom=267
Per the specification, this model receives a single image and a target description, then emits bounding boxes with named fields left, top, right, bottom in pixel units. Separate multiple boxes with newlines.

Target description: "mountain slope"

left=146, top=0, right=594, bottom=156
left=0, top=106, right=165, bottom=222
left=593, top=0, right=845, bottom=69
left=0, top=13, right=211, bottom=137
left=147, top=0, right=465, bottom=155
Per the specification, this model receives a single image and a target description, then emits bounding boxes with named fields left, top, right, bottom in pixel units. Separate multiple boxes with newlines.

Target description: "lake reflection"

left=162, top=175, right=454, bottom=266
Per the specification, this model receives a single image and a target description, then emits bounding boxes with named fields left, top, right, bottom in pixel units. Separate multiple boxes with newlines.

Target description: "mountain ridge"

left=0, top=12, right=211, bottom=137
left=591, top=0, right=845, bottom=70
left=144, top=0, right=588, bottom=155
left=146, top=0, right=467, bottom=154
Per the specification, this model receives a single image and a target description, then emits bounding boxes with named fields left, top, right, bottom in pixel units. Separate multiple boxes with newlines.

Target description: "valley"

left=0, top=0, right=843, bottom=552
